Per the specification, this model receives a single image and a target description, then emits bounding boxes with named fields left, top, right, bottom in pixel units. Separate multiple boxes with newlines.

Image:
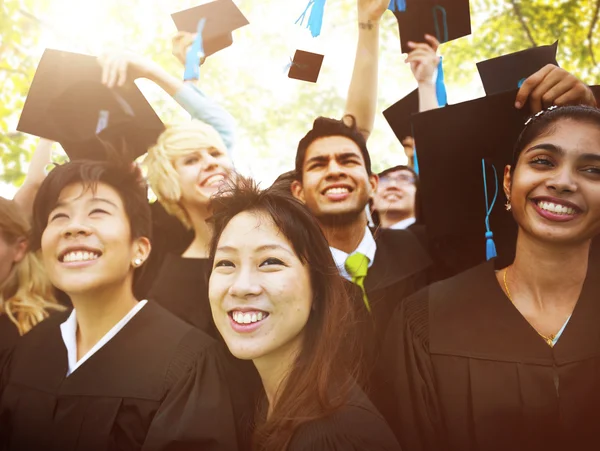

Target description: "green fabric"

left=345, top=253, right=371, bottom=313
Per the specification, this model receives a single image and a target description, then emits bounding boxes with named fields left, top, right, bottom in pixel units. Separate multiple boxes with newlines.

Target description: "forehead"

left=218, top=211, right=292, bottom=249
left=529, top=120, right=600, bottom=152
left=304, top=136, right=365, bottom=163
left=381, top=168, right=412, bottom=177
left=55, top=182, right=124, bottom=208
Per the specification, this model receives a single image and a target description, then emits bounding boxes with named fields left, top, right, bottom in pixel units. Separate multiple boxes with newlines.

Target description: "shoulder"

left=371, top=228, right=432, bottom=276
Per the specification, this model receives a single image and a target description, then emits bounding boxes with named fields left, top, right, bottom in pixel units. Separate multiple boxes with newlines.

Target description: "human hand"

left=406, top=34, right=440, bottom=84
left=515, top=65, right=597, bottom=113
left=98, top=51, right=159, bottom=88
left=357, top=0, right=390, bottom=23
left=172, top=31, right=206, bottom=66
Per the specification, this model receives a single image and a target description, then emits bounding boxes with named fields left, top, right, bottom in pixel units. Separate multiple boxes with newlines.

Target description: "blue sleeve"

left=173, top=83, right=236, bottom=155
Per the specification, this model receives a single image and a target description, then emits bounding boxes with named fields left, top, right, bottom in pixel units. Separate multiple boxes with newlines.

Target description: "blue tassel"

left=485, top=231, right=497, bottom=260
left=413, top=146, right=419, bottom=175
left=295, top=0, right=327, bottom=38
left=184, top=18, right=206, bottom=81
left=481, top=159, right=499, bottom=261
left=435, top=57, right=447, bottom=107
left=388, top=0, right=406, bottom=12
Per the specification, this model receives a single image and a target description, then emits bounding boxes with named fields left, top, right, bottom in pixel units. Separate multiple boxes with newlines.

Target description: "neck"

left=380, top=211, right=414, bottom=228
left=509, top=231, right=590, bottom=310
left=253, top=336, right=303, bottom=419
left=70, top=280, right=138, bottom=361
left=320, top=213, right=367, bottom=254
left=183, top=205, right=213, bottom=259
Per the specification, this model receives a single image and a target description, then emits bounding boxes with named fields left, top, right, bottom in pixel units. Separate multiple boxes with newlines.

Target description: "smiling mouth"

left=229, top=310, right=269, bottom=325
left=534, top=200, right=579, bottom=216
left=322, top=186, right=353, bottom=196
left=201, top=174, right=226, bottom=188
left=59, top=250, right=102, bottom=263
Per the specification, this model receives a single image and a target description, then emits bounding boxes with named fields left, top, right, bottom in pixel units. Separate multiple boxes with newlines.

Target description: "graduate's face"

left=0, top=231, right=26, bottom=287
left=372, top=169, right=417, bottom=220
left=209, top=211, right=312, bottom=363
left=41, top=182, right=150, bottom=297
left=173, top=147, right=234, bottom=209
left=292, top=136, right=377, bottom=225
left=506, top=119, right=600, bottom=244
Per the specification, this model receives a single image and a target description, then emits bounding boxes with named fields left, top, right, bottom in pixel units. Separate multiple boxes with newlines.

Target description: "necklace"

left=503, top=267, right=555, bottom=347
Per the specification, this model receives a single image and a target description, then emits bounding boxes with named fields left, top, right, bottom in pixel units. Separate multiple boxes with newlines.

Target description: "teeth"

left=325, top=187, right=350, bottom=195
left=231, top=311, right=267, bottom=325
left=63, top=250, right=100, bottom=262
left=205, top=174, right=225, bottom=187
left=538, top=201, right=575, bottom=215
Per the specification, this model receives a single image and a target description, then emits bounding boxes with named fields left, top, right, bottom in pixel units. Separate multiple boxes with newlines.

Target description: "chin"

left=225, top=341, right=268, bottom=362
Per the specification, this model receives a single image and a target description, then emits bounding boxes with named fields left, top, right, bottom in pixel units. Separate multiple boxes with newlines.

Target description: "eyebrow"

left=305, top=152, right=362, bottom=166
left=53, top=197, right=119, bottom=211
left=216, top=244, right=295, bottom=256
left=525, top=143, right=564, bottom=155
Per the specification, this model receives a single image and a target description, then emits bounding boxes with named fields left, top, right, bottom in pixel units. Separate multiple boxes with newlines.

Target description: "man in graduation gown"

left=0, top=160, right=238, bottom=451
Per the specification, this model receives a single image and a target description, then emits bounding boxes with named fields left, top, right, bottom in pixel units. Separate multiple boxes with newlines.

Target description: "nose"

left=546, top=167, right=577, bottom=194
left=325, top=160, right=346, bottom=179
left=201, top=153, right=220, bottom=172
left=228, top=266, right=262, bottom=299
left=61, top=218, right=93, bottom=239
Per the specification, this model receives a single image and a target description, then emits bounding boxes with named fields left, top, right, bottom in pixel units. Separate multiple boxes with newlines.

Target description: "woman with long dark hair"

left=386, top=105, right=600, bottom=451
left=208, top=179, right=400, bottom=450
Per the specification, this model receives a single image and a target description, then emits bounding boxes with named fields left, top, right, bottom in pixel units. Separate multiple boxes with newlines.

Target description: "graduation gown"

left=0, top=301, right=238, bottom=451
left=382, top=259, right=600, bottom=451
left=0, top=316, right=19, bottom=367
left=287, top=384, right=401, bottom=451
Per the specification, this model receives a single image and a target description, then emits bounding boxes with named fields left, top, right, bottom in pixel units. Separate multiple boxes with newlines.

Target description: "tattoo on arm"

left=358, top=21, right=374, bottom=30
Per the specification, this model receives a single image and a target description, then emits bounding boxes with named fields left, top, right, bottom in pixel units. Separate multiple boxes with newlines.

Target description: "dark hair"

left=31, top=160, right=152, bottom=251
left=512, top=105, right=600, bottom=172
left=378, top=164, right=417, bottom=181
left=208, top=178, right=358, bottom=451
left=295, top=115, right=372, bottom=178
left=270, top=169, right=297, bottom=195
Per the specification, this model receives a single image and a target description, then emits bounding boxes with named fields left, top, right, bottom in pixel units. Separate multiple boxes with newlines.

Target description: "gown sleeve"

left=378, top=287, right=446, bottom=451
left=141, top=340, right=239, bottom=451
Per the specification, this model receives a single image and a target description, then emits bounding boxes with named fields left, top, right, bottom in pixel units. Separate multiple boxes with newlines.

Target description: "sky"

left=1, top=0, right=488, bottom=199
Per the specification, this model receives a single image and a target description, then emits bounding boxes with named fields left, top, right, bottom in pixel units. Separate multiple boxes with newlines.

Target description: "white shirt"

left=330, top=227, right=377, bottom=281
left=389, top=217, right=416, bottom=230
left=60, top=300, right=148, bottom=376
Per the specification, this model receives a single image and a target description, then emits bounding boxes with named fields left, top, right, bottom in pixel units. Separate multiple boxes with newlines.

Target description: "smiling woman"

left=207, top=178, right=401, bottom=451
left=383, top=105, right=600, bottom=451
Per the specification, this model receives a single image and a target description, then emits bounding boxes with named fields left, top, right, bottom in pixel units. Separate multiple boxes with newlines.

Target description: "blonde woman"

left=0, top=197, right=64, bottom=359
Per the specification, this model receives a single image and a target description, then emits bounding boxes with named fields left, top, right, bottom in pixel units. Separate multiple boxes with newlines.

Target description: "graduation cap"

left=393, top=0, right=471, bottom=54
left=17, top=49, right=164, bottom=161
left=288, top=50, right=324, bottom=83
left=477, top=42, right=559, bottom=96
left=171, top=0, right=249, bottom=57
left=411, top=89, right=529, bottom=273
left=383, top=89, right=419, bottom=141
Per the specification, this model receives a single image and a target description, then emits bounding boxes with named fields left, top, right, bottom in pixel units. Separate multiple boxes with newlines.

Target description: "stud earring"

left=133, top=258, right=143, bottom=267
left=505, top=200, right=512, bottom=211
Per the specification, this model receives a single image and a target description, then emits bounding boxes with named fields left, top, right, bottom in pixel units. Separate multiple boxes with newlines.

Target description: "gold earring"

left=505, top=200, right=512, bottom=211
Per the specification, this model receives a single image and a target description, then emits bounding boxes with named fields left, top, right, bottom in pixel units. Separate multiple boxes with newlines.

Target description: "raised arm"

left=98, top=50, right=236, bottom=153
left=406, top=34, right=441, bottom=113
left=13, top=138, right=53, bottom=218
left=344, top=0, right=389, bottom=141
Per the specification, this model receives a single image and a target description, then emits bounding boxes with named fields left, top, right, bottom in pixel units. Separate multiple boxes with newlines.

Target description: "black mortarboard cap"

left=288, top=50, right=324, bottom=83
left=383, top=89, right=419, bottom=141
left=393, top=0, right=471, bottom=54
left=17, top=49, right=165, bottom=161
left=477, top=42, right=559, bottom=96
left=411, top=89, right=529, bottom=273
left=171, top=0, right=249, bottom=57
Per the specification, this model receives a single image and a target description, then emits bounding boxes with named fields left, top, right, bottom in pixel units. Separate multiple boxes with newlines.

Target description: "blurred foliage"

left=1, top=0, right=598, bottom=187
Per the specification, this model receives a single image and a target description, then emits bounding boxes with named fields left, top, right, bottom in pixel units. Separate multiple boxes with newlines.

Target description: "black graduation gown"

left=287, top=384, right=402, bottom=451
left=0, top=301, right=238, bottom=451
left=347, top=228, right=431, bottom=390
left=0, top=316, right=19, bottom=367
left=147, top=253, right=216, bottom=338
left=382, top=259, right=600, bottom=451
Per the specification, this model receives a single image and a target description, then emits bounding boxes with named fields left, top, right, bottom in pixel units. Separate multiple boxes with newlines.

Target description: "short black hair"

left=377, top=164, right=418, bottom=181
left=31, top=160, right=151, bottom=250
left=295, top=115, right=372, bottom=178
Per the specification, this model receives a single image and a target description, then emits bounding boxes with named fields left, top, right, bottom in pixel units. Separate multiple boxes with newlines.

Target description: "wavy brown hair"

left=208, top=178, right=359, bottom=450
left=0, top=198, right=64, bottom=335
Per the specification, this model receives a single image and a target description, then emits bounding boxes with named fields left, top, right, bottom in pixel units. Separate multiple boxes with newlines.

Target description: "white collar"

left=389, top=217, right=416, bottom=230
left=60, top=300, right=148, bottom=377
left=329, top=227, right=377, bottom=281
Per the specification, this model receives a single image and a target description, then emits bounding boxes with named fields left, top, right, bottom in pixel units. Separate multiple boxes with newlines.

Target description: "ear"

left=503, top=165, right=512, bottom=199
left=291, top=180, right=306, bottom=203
left=368, top=173, right=379, bottom=196
left=131, top=236, right=152, bottom=266
left=12, top=238, right=28, bottom=264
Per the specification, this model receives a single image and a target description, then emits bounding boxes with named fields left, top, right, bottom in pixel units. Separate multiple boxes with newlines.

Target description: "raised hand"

left=357, top=0, right=390, bottom=23
left=515, top=65, right=597, bottom=113
left=406, top=34, right=440, bottom=84
left=98, top=51, right=160, bottom=89
left=172, top=31, right=206, bottom=67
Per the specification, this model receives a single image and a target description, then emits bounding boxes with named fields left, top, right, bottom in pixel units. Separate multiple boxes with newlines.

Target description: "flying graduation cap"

left=383, top=89, right=419, bottom=142
left=287, top=50, right=325, bottom=83
left=411, top=89, right=530, bottom=274
left=17, top=49, right=165, bottom=161
left=171, top=0, right=249, bottom=57
left=392, top=0, right=472, bottom=53
left=477, top=41, right=559, bottom=96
